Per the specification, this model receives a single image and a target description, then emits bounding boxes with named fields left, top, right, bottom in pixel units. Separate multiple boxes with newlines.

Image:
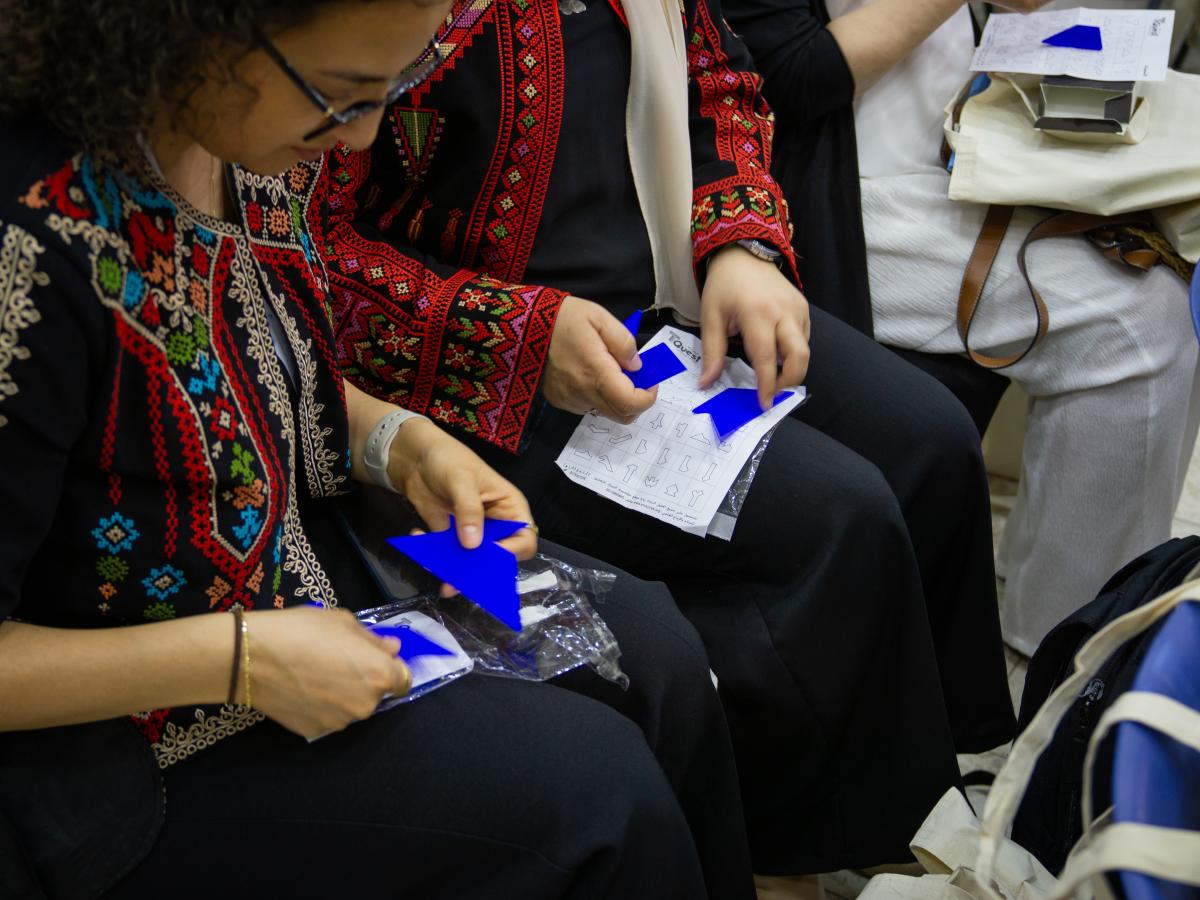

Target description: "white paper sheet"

left=555, top=327, right=805, bottom=535
left=970, top=8, right=1175, bottom=82
left=375, top=610, right=473, bottom=697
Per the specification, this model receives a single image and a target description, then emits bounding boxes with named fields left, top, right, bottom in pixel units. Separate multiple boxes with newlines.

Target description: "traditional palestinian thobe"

left=314, top=0, right=1016, bottom=872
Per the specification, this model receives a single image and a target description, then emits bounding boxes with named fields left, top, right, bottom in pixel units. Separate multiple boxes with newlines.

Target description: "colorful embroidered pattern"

left=685, top=1, right=799, bottom=283
left=13, top=147, right=349, bottom=766
left=0, top=222, right=48, bottom=428
left=460, top=0, right=566, bottom=282
left=318, top=146, right=564, bottom=452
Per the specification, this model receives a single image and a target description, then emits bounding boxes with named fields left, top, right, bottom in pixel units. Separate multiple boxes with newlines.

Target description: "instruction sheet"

left=970, top=8, right=1175, bottom=82
left=555, top=327, right=805, bottom=535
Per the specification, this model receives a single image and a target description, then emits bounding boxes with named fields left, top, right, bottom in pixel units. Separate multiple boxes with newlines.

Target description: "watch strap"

left=363, top=408, right=428, bottom=492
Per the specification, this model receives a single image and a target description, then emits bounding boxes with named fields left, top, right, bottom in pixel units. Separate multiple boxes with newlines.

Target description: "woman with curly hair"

left=0, top=2, right=754, bottom=897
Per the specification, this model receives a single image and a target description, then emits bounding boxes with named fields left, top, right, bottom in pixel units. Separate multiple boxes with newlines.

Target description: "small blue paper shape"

left=693, top=388, right=794, bottom=440
left=370, top=623, right=457, bottom=662
left=386, top=518, right=525, bottom=631
left=1043, top=25, right=1102, bottom=51
left=628, top=342, right=687, bottom=390
left=622, top=309, right=643, bottom=336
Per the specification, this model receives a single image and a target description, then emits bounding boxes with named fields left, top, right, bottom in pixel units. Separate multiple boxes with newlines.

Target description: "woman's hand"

left=386, top=417, right=538, bottom=560
left=344, top=379, right=537, bottom=559
left=542, top=295, right=658, bottom=424
left=248, top=606, right=411, bottom=740
left=699, top=245, right=811, bottom=410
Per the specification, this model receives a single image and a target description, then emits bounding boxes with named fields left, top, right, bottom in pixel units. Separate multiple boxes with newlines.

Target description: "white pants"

left=862, top=172, right=1200, bottom=656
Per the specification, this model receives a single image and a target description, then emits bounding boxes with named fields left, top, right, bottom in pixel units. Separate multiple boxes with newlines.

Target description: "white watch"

left=362, top=408, right=429, bottom=492
left=737, top=238, right=783, bottom=265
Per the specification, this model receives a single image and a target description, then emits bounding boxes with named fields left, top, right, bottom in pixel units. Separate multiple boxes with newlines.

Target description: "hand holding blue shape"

left=693, top=387, right=794, bottom=440
left=1043, top=24, right=1102, bottom=51
left=370, top=623, right=457, bottom=662
left=620, top=309, right=687, bottom=390
left=628, top=342, right=687, bottom=390
left=386, top=518, right=525, bottom=631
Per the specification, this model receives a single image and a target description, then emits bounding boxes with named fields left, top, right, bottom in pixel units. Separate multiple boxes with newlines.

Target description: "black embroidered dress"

left=0, top=120, right=351, bottom=768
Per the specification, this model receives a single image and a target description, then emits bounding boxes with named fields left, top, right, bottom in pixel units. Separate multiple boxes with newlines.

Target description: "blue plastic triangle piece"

left=386, top=527, right=522, bottom=631
left=627, top=341, right=687, bottom=390
left=452, top=515, right=527, bottom=544
left=692, top=388, right=794, bottom=440
left=1043, top=24, right=1102, bottom=51
left=622, top=309, right=643, bottom=337
left=370, top=623, right=457, bottom=661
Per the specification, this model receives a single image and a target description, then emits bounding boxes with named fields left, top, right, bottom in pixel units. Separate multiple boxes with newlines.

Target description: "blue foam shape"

left=622, top=309, right=643, bottom=337
left=1043, top=24, right=1102, bottom=51
left=370, top=623, right=457, bottom=662
left=693, top=388, right=794, bottom=440
left=470, top=516, right=528, bottom=543
left=386, top=525, right=521, bottom=631
left=1189, top=265, right=1200, bottom=347
left=627, top=342, right=687, bottom=390
left=1113, top=599, right=1200, bottom=900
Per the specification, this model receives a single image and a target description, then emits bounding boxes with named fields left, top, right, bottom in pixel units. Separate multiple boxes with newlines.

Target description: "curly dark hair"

left=0, top=0, right=438, bottom=155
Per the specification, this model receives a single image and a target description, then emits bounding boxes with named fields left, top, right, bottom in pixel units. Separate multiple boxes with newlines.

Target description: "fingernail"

left=462, top=525, right=480, bottom=546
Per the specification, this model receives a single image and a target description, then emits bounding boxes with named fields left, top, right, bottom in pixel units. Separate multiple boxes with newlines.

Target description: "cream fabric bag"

left=859, top=578, right=1200, bottom=900
left=942, top=70, right=1200, bottom=261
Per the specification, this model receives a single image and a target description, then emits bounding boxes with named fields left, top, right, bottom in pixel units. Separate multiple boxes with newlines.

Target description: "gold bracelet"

left=241, top=613, right=252, bottom=709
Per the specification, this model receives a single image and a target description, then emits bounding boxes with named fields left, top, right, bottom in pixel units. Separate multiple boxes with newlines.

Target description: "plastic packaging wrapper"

left=355, top=554, right=627, bottom=702
left=706, top=428, right=773, bottom=541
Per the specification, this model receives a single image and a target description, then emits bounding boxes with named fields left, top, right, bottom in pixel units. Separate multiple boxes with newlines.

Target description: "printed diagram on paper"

left=555, top=327, right=805, bottom=535
left=970, top=8, right=1175, bottom=82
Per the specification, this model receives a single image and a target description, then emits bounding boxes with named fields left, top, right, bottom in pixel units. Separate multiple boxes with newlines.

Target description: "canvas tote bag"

left=942, top=69, right=1200, bottom=263
left=858, top=577, right=1200, bottom=900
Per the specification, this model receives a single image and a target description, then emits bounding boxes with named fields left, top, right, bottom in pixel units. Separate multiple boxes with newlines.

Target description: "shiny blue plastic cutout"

left=1043, top=24, right=1103, bottom=50
left=386, top=520, right=524, bottom=631
left=692, top=388, right=793, bottom=440
left=622, top=309, right=643, bottom=336
left=370, top=623, right=457, bottom=662
left=628, top=342, right=688, bottom=390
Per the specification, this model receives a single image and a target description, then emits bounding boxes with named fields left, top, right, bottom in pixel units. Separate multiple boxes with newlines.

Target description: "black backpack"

left=1010, top=535, right=1200, bottom=875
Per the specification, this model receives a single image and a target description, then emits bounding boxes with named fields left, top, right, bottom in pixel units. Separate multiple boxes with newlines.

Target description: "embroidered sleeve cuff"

left=691, top=176, right=800, bottom=288
left=336, top=271, right=567, bottom=455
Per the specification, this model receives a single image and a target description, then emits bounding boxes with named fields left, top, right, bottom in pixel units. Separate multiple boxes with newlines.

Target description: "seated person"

left=0, top=2, right=756, bottom=897
left=314, top=0, right=1016, bottom=874
left=725, top=0, right=1200, bottom=655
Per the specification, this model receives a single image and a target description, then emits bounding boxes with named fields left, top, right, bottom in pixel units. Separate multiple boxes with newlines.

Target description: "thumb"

left=449, top=477, right=486, bottom=549
left=597, top=311, right=641, bottom=372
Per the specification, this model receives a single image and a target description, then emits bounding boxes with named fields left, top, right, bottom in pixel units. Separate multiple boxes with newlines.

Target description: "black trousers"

left=107, top=542, right=754, bottom=899
left=474, top=306, right=1017, bottom=873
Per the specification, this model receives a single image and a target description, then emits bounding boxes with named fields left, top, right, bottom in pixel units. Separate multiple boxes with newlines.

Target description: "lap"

left=110, top=676, right=697, bottom=898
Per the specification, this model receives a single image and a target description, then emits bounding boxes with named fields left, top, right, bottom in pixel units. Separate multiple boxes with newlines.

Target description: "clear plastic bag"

left=355, top=553, right=628, bottom=692
left=705, top=428, right=773, bottom=541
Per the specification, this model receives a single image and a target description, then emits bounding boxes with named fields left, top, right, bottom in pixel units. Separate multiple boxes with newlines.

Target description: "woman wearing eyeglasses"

left=0, top=2, right=754, bottom=897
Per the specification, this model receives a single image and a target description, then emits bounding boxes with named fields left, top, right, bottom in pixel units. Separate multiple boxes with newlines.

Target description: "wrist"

left=362, top=408, right=431, bottom=492
left=385, top=415, right=439, bottom=495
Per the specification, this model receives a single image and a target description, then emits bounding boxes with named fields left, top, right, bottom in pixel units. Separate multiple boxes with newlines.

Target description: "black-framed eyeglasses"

left=257, top=30, right=446, bottom=142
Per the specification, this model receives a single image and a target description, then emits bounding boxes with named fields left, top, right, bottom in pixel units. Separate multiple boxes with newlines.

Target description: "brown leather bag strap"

left=957, top=207, right=1157, bottom=370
